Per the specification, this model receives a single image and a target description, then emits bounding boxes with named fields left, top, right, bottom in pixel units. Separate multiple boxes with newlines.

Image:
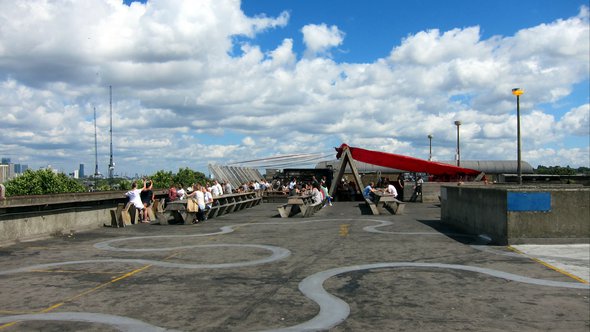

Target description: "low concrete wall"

left=402, top=181, right=460, bottom=203
left=441, top=185, right=590, bottom=245
left=0, top=191, right=165, bottom=246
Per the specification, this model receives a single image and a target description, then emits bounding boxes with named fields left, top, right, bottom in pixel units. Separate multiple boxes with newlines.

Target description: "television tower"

left=108, top=85, right=115, bottom=178
left=93, top=106, right=101, bottom=178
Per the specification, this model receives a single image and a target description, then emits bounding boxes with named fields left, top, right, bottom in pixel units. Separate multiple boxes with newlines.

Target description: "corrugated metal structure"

left=208, top=164, right=263, bottom=189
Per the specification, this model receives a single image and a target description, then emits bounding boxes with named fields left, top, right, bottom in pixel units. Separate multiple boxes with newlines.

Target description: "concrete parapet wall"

left=441, top=185, right=590, bottom=245
left=0, top=190, right=165, bottom=246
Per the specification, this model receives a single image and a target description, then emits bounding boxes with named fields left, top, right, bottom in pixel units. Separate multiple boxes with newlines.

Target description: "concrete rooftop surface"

left=0, top=201, right=588, bottom=331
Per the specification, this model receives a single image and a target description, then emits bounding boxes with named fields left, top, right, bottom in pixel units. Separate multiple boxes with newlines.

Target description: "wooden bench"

left=372, top=191, right=406, bottom=215
left=364, top=197, right=380, bottom=215
left=277, top=194, right=323, bottom=218
left=159, top=192, right=262, bottom=224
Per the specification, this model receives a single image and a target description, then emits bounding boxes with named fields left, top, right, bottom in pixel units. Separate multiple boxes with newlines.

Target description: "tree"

left=5, top=169, right=87, bottom=196
left=151, top=170, right=174, bottom=189
left=172, top=167, right=207, bottom=188
left=535, top=165, right=576, bottom=175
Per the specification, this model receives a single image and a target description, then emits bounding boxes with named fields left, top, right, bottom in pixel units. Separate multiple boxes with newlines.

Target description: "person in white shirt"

left=210, top=182, right=220, bottom=197
left=125, top=180, right=147, bottom=223
left=187, top=184, right=206, bottom=223
left=288, top=178, right=297, bottom=196
left=385, top=181, right=398, bottom=198
left=214, top=180, right=224, bottom=196
left=311, top=183, right=323, bottom=205
left=177, top=184, right=186, bottom=200
left=224, top=182, right=232, bottom=195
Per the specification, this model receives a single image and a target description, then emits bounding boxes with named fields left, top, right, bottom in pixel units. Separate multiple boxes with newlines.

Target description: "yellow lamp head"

left=512, top=88, right=524, bottom=96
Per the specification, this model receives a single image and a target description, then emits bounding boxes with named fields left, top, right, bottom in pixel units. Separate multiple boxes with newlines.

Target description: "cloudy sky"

left=0, top=0, right=588, bottom=177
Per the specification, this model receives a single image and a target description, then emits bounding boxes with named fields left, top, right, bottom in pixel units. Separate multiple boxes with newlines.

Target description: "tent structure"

left=329, top=144, right=482, bottom=195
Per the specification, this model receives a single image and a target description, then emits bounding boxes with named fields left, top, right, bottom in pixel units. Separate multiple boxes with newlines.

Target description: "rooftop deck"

left=0, top=202, right=588, bottom=331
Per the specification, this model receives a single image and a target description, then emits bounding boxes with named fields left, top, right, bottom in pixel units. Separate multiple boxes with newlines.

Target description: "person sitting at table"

left=166, top=184, right=178, bottom=203
left=363, top=182, right=377, bottom=202
left=385, top=181, right=398, bottom=198
left=311, top=183, right=323, bottom=205
left=321, top=183, right=333, bottom=207
left=177, top=183, right=186, bottom=200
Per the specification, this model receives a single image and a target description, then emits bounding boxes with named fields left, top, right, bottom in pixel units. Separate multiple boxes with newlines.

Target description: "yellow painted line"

left=0, top=322, right=18, bottom=329
left=508, top=246, right=589, bottom=284
left=339, top=224, right=349, bottom=237
left=0, top=264, right=153, bottom=330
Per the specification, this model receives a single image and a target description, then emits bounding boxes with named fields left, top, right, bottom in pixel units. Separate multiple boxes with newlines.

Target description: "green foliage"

left=5, top=169, right=87, bottom=196
left=151, top=170, right=174, bottom=189
left=171, top=167, right=207, bottom=188
left=535, top=165, right=577, bottom=175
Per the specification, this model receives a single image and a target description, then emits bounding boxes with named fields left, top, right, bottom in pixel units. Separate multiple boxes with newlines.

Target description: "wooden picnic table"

left=371, top=191, right=406, bottom=215
left=159, top=191, right=262, bottom=224
left=277, top=194, right=323, bottom=218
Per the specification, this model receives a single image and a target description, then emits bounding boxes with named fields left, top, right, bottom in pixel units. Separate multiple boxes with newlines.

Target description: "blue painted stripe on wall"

left=507, top=192, right=551, bottom=212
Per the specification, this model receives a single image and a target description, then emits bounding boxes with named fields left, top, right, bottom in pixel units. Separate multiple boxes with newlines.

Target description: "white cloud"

left=557, top=104, right=590, bottom=136
left=301, top=23, right=345, bottom=57
left=0, top=1, right=588, bottom=176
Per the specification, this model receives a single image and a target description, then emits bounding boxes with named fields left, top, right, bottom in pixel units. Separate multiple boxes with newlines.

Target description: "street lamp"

left=428, top=134, right=433, bottom=161
left=454, top=121, right=461, bottom=167
left=512, top=88, right=524, bottom=185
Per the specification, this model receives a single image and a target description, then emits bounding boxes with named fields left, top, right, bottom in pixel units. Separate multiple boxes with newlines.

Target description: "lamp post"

left=454, top=121, right=461, bottom=167
left=512, top=88, right=524, bottom=185
left=428, top=134, right=433, bottom=161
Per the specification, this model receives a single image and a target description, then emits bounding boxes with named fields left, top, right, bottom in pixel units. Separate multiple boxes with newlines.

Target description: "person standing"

left=394, top=174, right=405, bottom=201
left=188, top=184, right=206, bottom=223
left=126, top=180, right=147, bottom=223
left=410, top=176, right=424, bottom=202
left=140, top=180, right=155, bottom=222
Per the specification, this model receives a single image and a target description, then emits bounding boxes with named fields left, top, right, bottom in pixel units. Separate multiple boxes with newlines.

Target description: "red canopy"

left=335, top=144, right=480, bottom=176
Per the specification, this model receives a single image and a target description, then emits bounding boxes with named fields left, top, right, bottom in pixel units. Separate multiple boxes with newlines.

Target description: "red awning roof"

left=336, top=144, right=480, bottom=176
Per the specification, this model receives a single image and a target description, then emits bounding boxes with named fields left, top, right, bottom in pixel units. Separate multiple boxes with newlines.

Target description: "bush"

left=5, top=169, right=87, bottom=196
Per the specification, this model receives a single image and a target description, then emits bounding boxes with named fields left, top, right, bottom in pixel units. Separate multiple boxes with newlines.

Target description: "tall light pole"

left=512, top=88, right=524, bottom=185
left=428, top=134, right=433, bottom=161
left=454, top=121, right=461, bottom=167
left=108, top=85, right=115, bottom=179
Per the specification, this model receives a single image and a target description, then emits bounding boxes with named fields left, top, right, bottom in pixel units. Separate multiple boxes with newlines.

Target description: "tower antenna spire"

left=108, top=85, right=115, bottom=179
left=93, top=106, right=100, bottom=178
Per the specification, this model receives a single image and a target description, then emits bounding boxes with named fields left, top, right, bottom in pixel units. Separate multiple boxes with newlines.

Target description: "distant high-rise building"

left=79, top=164, right=85, bottom=178
left=0, top=165, right=8, bottom=183
left=21, top=164, right=28, bottom=172
left=14, top=164, right=21, bottom=174
left=1, top=157, right=10, bottom=164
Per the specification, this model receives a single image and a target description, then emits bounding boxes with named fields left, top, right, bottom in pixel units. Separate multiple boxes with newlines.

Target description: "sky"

left=0, top=0, right=588, bottom=177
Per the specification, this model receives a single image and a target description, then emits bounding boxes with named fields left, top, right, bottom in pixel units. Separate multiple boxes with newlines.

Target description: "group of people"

left=362, top=175, right=423, bottom=202
left=237, top=179, right=271, bottom=193
left=125, top=179, right=155, bottom=223
left=285, top=176, right=333, bottom=207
